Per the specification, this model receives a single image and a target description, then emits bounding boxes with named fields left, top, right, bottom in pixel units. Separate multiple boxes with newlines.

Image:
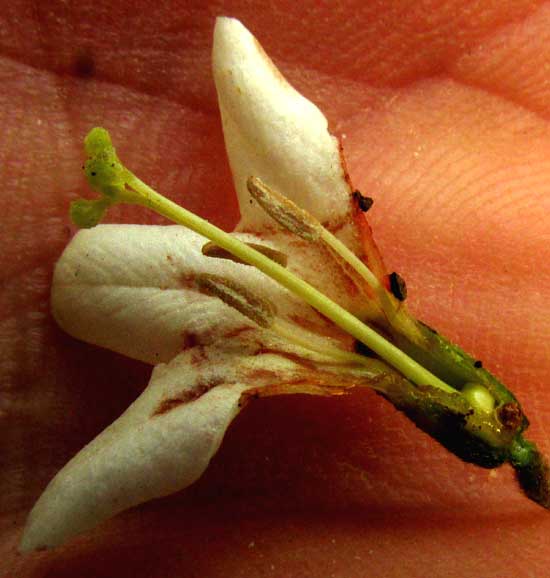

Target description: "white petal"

left=52, top=224, right=375, bottom=364
left=20, top=334, right=384, bottom=551
left=213, top=17, right=353, bottom=231
left=52, top=224, right=247, bottom=364
left=20, top=344, right=247, bottom=551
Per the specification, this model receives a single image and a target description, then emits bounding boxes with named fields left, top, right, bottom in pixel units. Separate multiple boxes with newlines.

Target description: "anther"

left=247, top=176, right=320, bottom=241
left=353, top=190, right=374, bottom=213
left=389, top=272, right=407, bottom=301
left=195, top=274, right=276, bottom=329
left=202, top=241, right=288, bottom=267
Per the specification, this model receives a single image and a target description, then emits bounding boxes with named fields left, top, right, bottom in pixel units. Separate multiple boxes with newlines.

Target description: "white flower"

left=20, top=16, right=548, bottom=552
left=19, top=17, right=398, bottom=552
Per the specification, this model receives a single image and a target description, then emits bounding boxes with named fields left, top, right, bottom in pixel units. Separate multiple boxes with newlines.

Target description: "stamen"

left=195, top=274, right=276, bottom=329
left=202, top=241, right=288, bottom=267
left=195, top=273, right=391, bottom=377
left=389, top=271, right=407, bottom=302
left=353, top=190, right=374, bottom=213
left=247, top=176, right=320, bottom=241
left=271, top=319, right=392, bottom=378
left=247, top=176, right=396, bottom=320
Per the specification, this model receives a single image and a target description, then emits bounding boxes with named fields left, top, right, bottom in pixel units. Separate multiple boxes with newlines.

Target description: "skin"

left=2, top=1, right=549, bottom=576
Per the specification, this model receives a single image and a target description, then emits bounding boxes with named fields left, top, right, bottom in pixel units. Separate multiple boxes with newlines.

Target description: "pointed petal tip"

left=212, top=15, right=352, bottom=231
left=16, top=351, right=253, bottom=552
left=19, top=532, right=54, bottom=555
left=19, top=530, right=40, bottom=554
left=214, top=15, right=247, bottom=38
left=19, top=500, right=69, bottom=553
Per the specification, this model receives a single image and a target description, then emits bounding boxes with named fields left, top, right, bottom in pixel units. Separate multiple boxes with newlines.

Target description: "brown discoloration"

left=353, top=194, right=388, bottom=282
left=497, top=402, right=524, bottom=431
left=182, top=333, right=199, bottom=351
left=240, top=380, right=348, bottom=405
left=238, top=389, right=260, bottom=408
left=325, top=247, right=364, bottom=299
left=191, top=346, right=208, bottom=365
left=326, top=217, right=351, bottom=234
left=343, top=274, right=362, bottom=298
left=289, top=314, right=340, bottom=339
left=254, top=347, right=318, bottom=371
left=153, top=396, right=192, bottom=416
left=180, top=274, right=198, bottom=291
left=246, top=368, right=280, bottom=382
left=152, top=376, right=225, bottom=417
left=223, top=326, right=255, bottom=340
left=338, top=139, right=353, bottom=190
left=166, top=254, right=174, bottom=262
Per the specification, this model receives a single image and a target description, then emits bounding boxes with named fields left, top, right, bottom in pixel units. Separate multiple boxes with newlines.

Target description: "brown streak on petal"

left=182, top=333, right=199, bottom=351
left=239, top=381, right=349, bottom=407
left=338, top=138, right=353, bottom=191
left=253, top=347, right=319, bottom=371
left=239, top=363, right=395, bottom=408
left=325, top=217, right=351, bottom=234
left=180, top=274, right=198, bottom=291
left=223, top=326, right=256, bottom=339
left=354, top=205, right=388, bottom=283
left=288, top=314, right=340, bottom=339
left=191, top=347, right=208, bottom=365
left=246, top=368, right=280, bottom=382
left=339, top=260, right=362, bottom=299
left=151, top=376, right=225, bottom=417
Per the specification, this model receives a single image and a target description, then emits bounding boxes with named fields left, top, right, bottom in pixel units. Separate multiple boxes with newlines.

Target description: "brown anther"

left=352, top=190, right=374, bottom=213
left=389, top=271, right=407, bottom=301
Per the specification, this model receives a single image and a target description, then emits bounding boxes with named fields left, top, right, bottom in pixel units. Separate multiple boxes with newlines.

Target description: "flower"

left=20, top=17, right=549, bottom=552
